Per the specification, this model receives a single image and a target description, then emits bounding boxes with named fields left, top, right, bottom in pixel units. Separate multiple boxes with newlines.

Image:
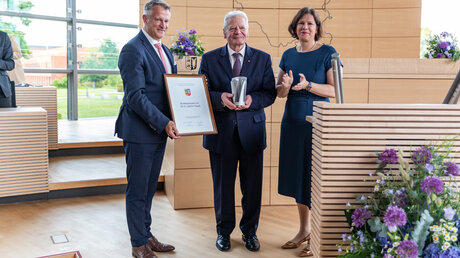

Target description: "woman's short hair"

left=223, top=10, right=249, bottom=32
left=288, top=7, right=323, bottom=41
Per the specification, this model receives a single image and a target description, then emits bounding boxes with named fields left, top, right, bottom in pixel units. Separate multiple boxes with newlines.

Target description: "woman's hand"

left=281, top=70, right=294, bottom=89
left=292, top=73, right=309, bottom=91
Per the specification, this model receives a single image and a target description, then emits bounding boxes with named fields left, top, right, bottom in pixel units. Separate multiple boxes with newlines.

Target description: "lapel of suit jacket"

left=218, top=45, right=234, bottom=83
left=162, top=44, right=177, bottom=74
left=138, top=31, right=168, bottom=73
left=239, top=44, right=253, bottom=78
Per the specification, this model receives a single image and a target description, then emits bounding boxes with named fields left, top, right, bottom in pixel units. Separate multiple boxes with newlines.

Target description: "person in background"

left=115, top=1, right=179, bottom=257
left=0, top=30, right=14, bottom=104
left=7, top=35, right=25, bottom=84
left=199, top=10, right=276, bottom=253
left=276, top=7, right=338, bottom=257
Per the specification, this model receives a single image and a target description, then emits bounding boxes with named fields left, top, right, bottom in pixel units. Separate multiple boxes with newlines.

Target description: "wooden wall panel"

left=279, top=9, right=298, bottom=38
left=277, top=38, right=296, bottom=57
left=322, top=9, right=372, bottom=38
left=199, top=36, right=227, bottom=53
left=372, top=8, right=421, bottom=37
left=246, top=37, right=278, bottom=57
left=369, top=79, right=452, bottom=104
left=187, top=0, right=233, bottom=8
left=270, top=167, right=293, bottom=205
left=236, top=0, right=278, bottom=9
left=271, top=97, right=285, bottom=123
left=278, top=0, right=327, bottom=9
left=166, top=6, right=187, bottom=36
left=270, top=122, right=281, bottom=167
left=342, top=79, right=369, bottom=103
left=369, top=58, right=460, bottom=75
left=373, top=0, right=421, bottom=8
left=174, top=135, right=209, bottom=169
left=245, top=9, right=279, bottom=37
left=326, top=37, right=372, bottom=58
left=172, top=167, right=271, bottom=209
left=371, top=37, right=421, bottom=58
left=187, top=8, right=229, bottom=37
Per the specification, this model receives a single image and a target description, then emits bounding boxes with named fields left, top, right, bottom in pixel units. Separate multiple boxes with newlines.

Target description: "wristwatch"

left=306, top=81, right=312, bottom=92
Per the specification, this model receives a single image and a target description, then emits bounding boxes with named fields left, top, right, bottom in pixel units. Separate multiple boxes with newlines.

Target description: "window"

left=0, top=0, right=138, bottom=120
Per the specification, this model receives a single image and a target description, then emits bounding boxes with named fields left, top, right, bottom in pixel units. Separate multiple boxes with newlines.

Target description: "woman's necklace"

left=299, top=41, right=316, bottom=52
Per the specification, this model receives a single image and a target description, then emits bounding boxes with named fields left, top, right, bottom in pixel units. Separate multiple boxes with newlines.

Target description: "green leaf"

left=412, top=209, right=434, bottom=256
left=367, top=217, right=388, bottom=238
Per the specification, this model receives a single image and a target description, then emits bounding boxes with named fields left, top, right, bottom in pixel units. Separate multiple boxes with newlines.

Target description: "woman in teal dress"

left=277, top=7, right=338, bottom=257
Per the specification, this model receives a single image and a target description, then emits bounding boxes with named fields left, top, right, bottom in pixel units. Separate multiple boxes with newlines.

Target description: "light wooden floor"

left=0, top=192, right=304, bottom=258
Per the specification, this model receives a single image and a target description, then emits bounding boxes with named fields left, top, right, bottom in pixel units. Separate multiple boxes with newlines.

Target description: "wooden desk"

left=15, top=86, right=58, bottom=150
left=308, top=102, right=460, bottom=257
left=0, top=107, right=49, bottom=197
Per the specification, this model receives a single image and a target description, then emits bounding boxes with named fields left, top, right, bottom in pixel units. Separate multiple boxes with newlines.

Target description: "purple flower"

left=396, top=240, right=418, bottom=258
left=421, top=176, right=443, bottom=194
left=384, top=206, right=407, bottom=232
left=411, top=146, right=431, bottom=164
left=439, top=41, right=449, bottom=49
left=351, top=208, right=371, bottom=228
left=425, top=163, right=434, bottom=173
left=379, top=148, right=398, bottom=164
left=444, top=161, right=459, bottom=176
left=444, top=206, right=456, bottom=221
left=383, top=254, right=394, bottom=258
left=441, top=31, right=450, bottom=37
left=422, top=243, right=441, bottom=258
left=392, top=191, right=409, bottom=208
left=436, top=53, right=444, bottom=58
left=428, top=52, right=434, bottom=58
left=440, top=246, right=460, bottom=257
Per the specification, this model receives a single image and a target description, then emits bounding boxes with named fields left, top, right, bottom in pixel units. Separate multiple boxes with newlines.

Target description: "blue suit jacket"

left=115, top=30, right=177, bottom=143
left=199, top=44, right=276, bottom=154
left=0, top=31, right=14, bottom=98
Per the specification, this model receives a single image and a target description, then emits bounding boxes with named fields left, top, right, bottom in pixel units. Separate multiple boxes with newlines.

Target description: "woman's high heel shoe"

left=299, top=236, right=313, bottom=257
left=281, top=233, right=311, bottom=249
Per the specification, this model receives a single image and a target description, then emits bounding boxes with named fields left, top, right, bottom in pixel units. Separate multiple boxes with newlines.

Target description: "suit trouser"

left=124, top=140, right=166, bottom=247
left=209, top=127, right=264, bottom=237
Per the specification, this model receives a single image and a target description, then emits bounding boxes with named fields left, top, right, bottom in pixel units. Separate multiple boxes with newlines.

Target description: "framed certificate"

left=164, top=74, right=217, bottom=136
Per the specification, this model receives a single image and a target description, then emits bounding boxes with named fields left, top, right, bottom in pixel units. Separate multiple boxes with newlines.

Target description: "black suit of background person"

left=0, top=30, right=14, bottom=107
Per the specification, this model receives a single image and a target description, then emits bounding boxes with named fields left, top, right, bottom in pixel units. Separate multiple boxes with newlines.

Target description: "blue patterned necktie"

left=232, top=53, right=241, bottom=77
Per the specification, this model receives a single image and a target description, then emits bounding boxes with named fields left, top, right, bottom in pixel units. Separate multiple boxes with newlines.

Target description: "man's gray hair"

left=144, top=0, right=171, bottom=15
left=223, top=10, right=249, bottom=32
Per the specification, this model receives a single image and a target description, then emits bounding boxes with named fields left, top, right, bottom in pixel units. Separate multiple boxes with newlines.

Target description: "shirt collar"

left=227, top=44, right=245, bottom=58
left=142, top=28, right=161, bottom=46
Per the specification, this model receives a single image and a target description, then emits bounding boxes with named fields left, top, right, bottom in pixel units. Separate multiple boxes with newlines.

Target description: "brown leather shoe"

left=148, top=236, right=175, bottom=252
left=132, top=245, right=157, bottom=258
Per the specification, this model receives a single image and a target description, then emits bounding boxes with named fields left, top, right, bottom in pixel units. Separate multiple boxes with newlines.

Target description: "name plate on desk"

left=164, top=74, right=217, bottom=136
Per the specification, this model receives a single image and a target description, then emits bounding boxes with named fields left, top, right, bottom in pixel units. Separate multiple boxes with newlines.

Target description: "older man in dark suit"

left=115, top=1, right=180, bottom=257
left=199, top=10, right=276, bottom=253
left=0, top=30, right=14, bottom=107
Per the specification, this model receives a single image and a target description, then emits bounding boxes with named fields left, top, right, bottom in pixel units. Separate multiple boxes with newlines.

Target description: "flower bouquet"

left=170, top=29, right=204, bottom=59
left=339, top=139, right=460, bottom=257
left=423, top=32, right=460, bottom=62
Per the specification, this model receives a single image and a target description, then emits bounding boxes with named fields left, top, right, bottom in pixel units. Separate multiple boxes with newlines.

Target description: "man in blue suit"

left=0, top=30, right=14, bottom=107
left=115, top=1, right=179, bottom=257
left=199, top=10, right=276, bottom=252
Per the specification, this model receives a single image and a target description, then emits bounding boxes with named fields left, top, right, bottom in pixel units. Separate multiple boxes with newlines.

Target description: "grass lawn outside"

left=57, top=87, right=123, bottom=119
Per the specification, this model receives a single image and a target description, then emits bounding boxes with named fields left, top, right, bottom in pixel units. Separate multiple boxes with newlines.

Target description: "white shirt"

left=142, top=28, right=172, bottom=74
left=227, top=44, right=245, bottom=70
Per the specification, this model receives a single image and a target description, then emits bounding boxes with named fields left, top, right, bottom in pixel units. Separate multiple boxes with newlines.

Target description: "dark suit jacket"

left=199, top=44, right=276, bottom=154
left=115, top=30, right=177, bottom=143
left=0, top=31, right=14, bottom=98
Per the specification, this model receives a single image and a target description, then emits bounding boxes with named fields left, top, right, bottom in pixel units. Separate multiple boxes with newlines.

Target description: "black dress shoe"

left=216, top=234, right=231, bottom=251
left=242, top=234, right=260, bottom=252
